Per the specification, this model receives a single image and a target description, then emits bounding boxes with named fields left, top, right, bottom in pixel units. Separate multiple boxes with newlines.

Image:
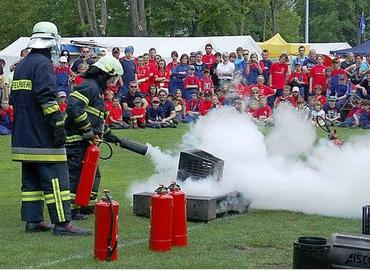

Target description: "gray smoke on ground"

left=128, top=105, right=370, bottom=218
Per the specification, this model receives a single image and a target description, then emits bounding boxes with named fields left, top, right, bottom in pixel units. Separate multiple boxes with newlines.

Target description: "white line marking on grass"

left=32, top=214, right=242, bottom=268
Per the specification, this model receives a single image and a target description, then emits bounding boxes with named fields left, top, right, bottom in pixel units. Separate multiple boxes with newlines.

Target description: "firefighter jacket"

left=65, top=78, right=108, bottom=144
left=10, top=51, right=67, bottom=162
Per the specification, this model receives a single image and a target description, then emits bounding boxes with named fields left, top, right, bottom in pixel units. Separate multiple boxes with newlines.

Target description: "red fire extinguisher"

left=149, top=185, right=173, bottom=251
left=95, top=189, right=119, bottom=261
left=168, top=181, right=188, bottom=247
left=75, top=143, right=100, bottom=207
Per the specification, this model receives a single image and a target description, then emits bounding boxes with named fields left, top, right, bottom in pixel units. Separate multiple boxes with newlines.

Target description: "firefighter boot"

left=71, top=209, right=89, bottom=220
left=80, top=206, right=95, bottom=215
left=25, top=222, right=53, bottom=233
left=54, top=222, right=92, bottom=236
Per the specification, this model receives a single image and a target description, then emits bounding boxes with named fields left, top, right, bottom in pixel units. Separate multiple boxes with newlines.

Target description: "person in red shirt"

left=155, top=59, right=170, bottom=90
left=252, top=96, right=273, bottom=126
left=251, top=75, right=276, bottom=98
left=183, top=65, right=200, bottom=100
left=309, top=54, right=327, bottom=95
left=107, top=97, right=129, bottom=129
left=199, top=69, right=214, bottom=95
left=313, top=85, right=327, bottom=106
left=0, top=100, right=12, bottom=135
left=145, top=85, right=158, bottom=106
left=274, top=85, right=296, bottom=108
left=57, top=91, right=67, bottom=113
left=233, top=72, right=250, bottom=97
left=130, top=97, right=146, bottom=128
left=183, top=92, right=201, bottom=123
left=72, top=63, right=88, bottom=88
left=269, top=53, right=290, bottom=92
left=202, top=43, right=216, bottom=69
left=288, top=63, right=307, bottom=99
left=291, top=86, right=302, bottom=107
left=149, top=48, right=157, bottom=65
left=199, top=92, right=213, bottom=115
left=143, top=53, right=157, bottom=89
left=104, top=90, right=114, bottom=111
left=166, top=51, right=179, bottom=73
left=137, top=55, right=151, bottom=95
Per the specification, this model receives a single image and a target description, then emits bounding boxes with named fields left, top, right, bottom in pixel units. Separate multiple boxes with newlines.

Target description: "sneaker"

left=54, top=222, right=92, bottom=236
left=25, top=222, right=53, bottom=233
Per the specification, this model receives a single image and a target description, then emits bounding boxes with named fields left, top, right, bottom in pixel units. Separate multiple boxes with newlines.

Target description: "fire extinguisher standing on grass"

left=168, top=181, right=188, bottom=247
left=95, top=189, right=119, bottom=261
left=149, top=185, right=173, bottom=251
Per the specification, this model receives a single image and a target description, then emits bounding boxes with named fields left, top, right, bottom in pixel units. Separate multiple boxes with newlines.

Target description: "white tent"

left=0, top=35, right=262, bottom=76
left=290, top=42, right=352, bottom=55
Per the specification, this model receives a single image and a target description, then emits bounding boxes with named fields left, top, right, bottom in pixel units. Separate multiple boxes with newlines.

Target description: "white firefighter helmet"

left=93, top=56, right=123, bottom=76
left=28, top=21, right=60, bottom=49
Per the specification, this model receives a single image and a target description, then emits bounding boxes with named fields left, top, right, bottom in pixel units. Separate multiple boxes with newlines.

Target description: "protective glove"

left=103, top=130, right=121, bottom=145
left=82, top=130, right=95, bottom=141
left=51, top=126, right=66, bottom=147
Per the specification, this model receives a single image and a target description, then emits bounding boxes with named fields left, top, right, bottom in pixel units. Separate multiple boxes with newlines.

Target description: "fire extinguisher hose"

left=97, top=140, right=113, bottom=160
left=104, top=190, right=117, bottom=261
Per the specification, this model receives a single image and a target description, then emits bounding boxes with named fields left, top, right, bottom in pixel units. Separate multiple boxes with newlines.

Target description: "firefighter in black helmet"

left=10, top=21, right=90, bottom=236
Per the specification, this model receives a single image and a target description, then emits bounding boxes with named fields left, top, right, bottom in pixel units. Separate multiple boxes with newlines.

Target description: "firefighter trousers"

left=21, top=162, right=72, bottom=224
left=66, top=142, right=101, bottom=210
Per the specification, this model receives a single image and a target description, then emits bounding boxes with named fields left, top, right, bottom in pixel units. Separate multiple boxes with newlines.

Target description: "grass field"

left=0, top=125, right=369, bottom=268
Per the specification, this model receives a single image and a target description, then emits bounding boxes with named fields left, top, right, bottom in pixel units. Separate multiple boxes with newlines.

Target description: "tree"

left=130, top=0, right=148, bottom=36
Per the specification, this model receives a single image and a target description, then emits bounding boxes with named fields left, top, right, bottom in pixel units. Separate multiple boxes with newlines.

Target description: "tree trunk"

left=130, top=0, right=148, bottom=36
left=89, top=0, right=99, bottom=36
left=76, top=0, right=87, bottom=36
left=270, top=0, right=279, bottom=34
left=100, top=0, right=107, bottom=35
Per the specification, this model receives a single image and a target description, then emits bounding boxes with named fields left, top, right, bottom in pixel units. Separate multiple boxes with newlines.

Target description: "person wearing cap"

left=183, top=65, right=200, bottom=101
left=130, top=96, right=146, bottom=129
left=189, top=52, right=197, bottom=65
left=291, top=86, right=302, bottom=106
left=54, top=56, right=73, bottom=96
left=10, top=21, right=90, bottom=236
left=57, top=91, right=67, bottom=113
left=65, top=56, right=125, bottom=220
left=146, top=96, right=166, bottom=128
left=111, top=47, right=120, bottom=59
left=118, top=46, right=137, bottom=101
left=330, top=74, right=351, bottom=110
left=331, top=57, right=347, bottom=91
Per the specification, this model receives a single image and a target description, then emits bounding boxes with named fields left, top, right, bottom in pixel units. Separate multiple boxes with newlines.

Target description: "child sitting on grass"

left=310, top=101, right=325, bottom=126
left=130, top=97, right=146, bottom=129
left=146, top=97, right=167, bottom=128
left=324, top=96, right=341, bottom=126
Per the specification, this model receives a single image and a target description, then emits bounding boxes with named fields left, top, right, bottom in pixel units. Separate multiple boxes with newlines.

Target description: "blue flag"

left=359, top=12, right=366, bottom=35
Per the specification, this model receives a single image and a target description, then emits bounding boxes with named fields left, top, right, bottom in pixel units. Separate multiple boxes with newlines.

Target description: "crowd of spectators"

left=1, top=43, right=370, bottom=134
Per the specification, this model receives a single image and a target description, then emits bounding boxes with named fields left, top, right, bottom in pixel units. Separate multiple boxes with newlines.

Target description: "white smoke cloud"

left=127, top=106, right=370, bottom=218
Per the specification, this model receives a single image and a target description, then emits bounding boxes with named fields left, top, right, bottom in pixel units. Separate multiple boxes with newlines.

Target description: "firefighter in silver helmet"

left=10, top=21, right=91, bottom=236
left=64, top=56, right=124, bottom=219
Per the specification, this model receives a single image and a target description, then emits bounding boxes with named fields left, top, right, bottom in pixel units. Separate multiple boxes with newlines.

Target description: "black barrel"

left=293, top=237, right=330, bottom=269
left=120, top=138, right=148, bottom=156
left=363, top=205, right=370, bottom=235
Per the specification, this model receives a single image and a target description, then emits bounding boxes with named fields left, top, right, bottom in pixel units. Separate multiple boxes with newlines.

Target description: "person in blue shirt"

left=259, top=49, right=272, bottom=84
left=194, top=51, right=207, bottom=79
left=146, top=97, right=168, bottom=128
left=118, top=46, right=137, bottom=102
left=292, top=45, right=307, bottom=67
left=246, top=52, right=264, bottom=85
left=170, top=54, right=189, bottom=95
left=235, top=50, right=249, bottom=85
left=303, top=49, right=317, bottom=73
left=234, top=47, right=244, bottom=66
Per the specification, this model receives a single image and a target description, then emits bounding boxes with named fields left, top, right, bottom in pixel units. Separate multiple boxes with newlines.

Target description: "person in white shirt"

left=216, top=52, right=235, bottom=88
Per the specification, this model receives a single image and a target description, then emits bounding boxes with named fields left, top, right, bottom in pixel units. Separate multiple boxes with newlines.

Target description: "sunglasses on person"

left=130, top=85, right=138, bottom=88
left=252, top=91, right=259, bottom=94
left=83, top=50, right=89, bottom=53
left=243, top=53, right=249, bottom=56
left=158, top=94, right=166, bottom=97
left=152, top=101, right=160, bottom=104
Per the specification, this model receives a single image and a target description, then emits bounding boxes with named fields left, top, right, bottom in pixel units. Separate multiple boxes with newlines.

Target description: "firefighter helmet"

left=28, top=22, right=60, bottom=49
left=93, top=56, right=123, bottom=76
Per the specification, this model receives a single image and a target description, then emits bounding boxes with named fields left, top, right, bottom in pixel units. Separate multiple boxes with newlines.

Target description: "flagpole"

left=305, top=0, right=309, bottom=43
